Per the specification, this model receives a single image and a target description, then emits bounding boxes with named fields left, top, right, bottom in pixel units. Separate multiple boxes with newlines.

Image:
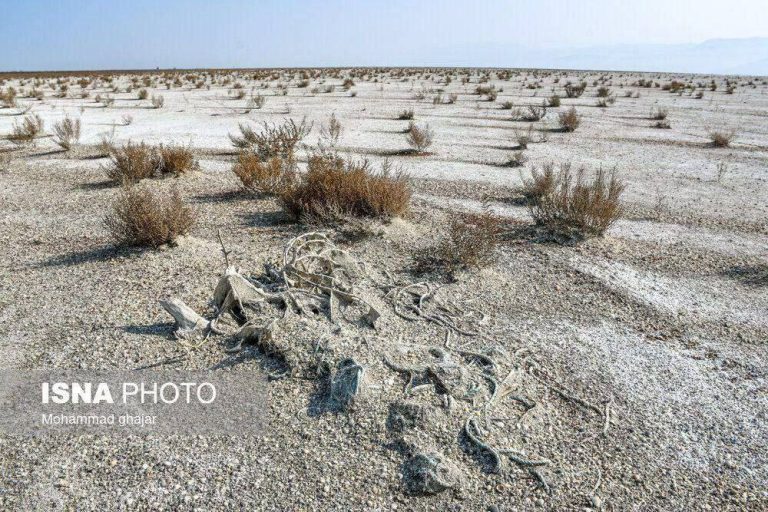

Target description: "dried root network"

left=159, top=231, right=609, bottom=498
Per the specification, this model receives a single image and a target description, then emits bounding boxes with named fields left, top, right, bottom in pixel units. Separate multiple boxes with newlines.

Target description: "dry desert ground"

left=0, top=68, right=767, bottom=511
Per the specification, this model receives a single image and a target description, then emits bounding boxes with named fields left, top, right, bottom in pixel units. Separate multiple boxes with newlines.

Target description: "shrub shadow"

left=39, top=245, right=142, bottom=267
left=722, top=265, right=768, bottom=287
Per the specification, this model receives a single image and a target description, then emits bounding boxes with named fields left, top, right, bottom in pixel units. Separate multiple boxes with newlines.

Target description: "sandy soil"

left=0, top=68, right=766, bottom=511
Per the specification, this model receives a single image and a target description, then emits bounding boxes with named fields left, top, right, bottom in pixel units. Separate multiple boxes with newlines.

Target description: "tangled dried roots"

left=161, top=232, right=379, bottom=378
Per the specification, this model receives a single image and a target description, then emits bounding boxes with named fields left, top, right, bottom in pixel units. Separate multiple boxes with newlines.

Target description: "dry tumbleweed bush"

left=104, top=185, right=194, bottom=247
left=280, top=151, right=410, bottom=222
left=154, top=144, right=198, bottom=176
left=229, top=118, right=311, bottom=159
left=415, top=212, right=504, bottom=275
left=103, top=142, right=157, bottom=184
left=7, top=114, right=44, bottom=146
left=405, top=122, right=434, bottom=154
left=708, top=129, right=736, bottom=147
left=103, top=142, right=198, bottom=183
left=320, top=113, right=343, bottom=146
left=524, top=163, right=625, bottom=239
left=52, top=116, right=81, bottom=150
left=558, top=107, right=581, bottom=132
left=232, top=152, right=297, bottom=195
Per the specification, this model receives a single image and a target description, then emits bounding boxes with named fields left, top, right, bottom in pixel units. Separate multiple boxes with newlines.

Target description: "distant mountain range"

left=422, top=38, right=768, bottom=76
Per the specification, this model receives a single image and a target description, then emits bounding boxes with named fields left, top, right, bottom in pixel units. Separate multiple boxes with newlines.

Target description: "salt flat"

left=0, top=68, right=766, bottom=510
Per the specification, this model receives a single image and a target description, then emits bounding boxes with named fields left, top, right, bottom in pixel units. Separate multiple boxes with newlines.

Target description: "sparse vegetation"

left=405, top=122, right=434, bottom=154
left=398, top=109, right=414, bottom=120
left=415, top=212, right=503, bottom=275
left=320, top=113, right=343, bottom=146
left=154, top=145, right=198, bottom=176
left=523, top=162, right=625, bottom=239
left=229, top=118, right=312, bottom=159
left=650, top=107, right=668, bottom=120
left=7, top=114, right=44, bottom=146
left=558, top=107, right=581, bottom=132
left=233, top=152, right=296, bottom=195
left=151, top=94, right=165, bottom=108
left=564, top=82, right=586, bottom=98
left=504, top=151, right=528, bottom=168
left=52, top=116, right=81, bottom=150
left=103, top=142, right=157, bottom=184
left=708, top=129, right=736, bottom=147
left=280, top=151, right=410, bottom=222
left=104, top=185, right=195, bottom=248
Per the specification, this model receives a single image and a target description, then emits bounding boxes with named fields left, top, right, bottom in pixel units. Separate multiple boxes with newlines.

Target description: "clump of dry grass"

left=0, top=87, right=17, bottom=108
left=320, top=113, right=343, bottom=146
left=229, top=118, right=311, bottom=159
left=151, top=94, right=164, bottom=108
left=504, top=151, right=528, bottom=168
left=650, top=107, right=668, bottom=120
left=558, top=107, right=581, bottom=132
left=523, top=162, right=624, bottom=239
left=548, top=94, right=561, bottom=107
left=7, top=114, right=44, bottom=146
left=398, top=109, right=414, bottom=120
left=233, top=152, right=297, bottom=195
left=154, top=144, right=198, bottom=176
left=708, top=129, right=736, bottom=147
left=103, top=142, right=157, bottom=184
left=564, top=82, right=586, bottom=98
left=52, top=116, right=81, bottom=150
left=104, top=185, right=195, bottom=248
left=279, top=151, right=410, bottom=222
left=137, top=88, right=148, bottom=100
left=405, top=122, right=434, bottom=154
left=414, top=212, right=503, bottom=275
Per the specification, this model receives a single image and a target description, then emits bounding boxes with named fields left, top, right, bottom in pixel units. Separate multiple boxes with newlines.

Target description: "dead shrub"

left=398, top=109, right=414, bottom=120
left=650, top=107, right=668, bottom=120
left=708, top=129, right=736, bottom=147
left=405, top=122, right=434, bottom=154
left=564, top=82, right=586, bottom=98
left=154, top=145, right=198, bottom=176
left=524, top=163, right=625, bottom=239
left=548, top=94, right=561, bottom=107
left=8, top=114, right=44, bottom=146
left=233, top=152, right=297, bottom=195
left=513, top=104, right=546, bottom=122
left=504, top=151, right=528, bottom=168
left=0, top=88, right=17, bottom=108
left=415, top=212, right=502, bottom=275
left=151, top=94, right=164, bottom=108
left=280, top=151, right=410, bottom=222
left=558, top=107, right=581, bottom=132
left=320, top=113, right=343, bottom=146
left=137, top=88, right=148, bottom=100
left=104, top=185, right=195, bottom=248
left=52, top=116, right=81, bottom=150
left=103, top=142, right=156, bottom=184
left=229, top=118, right=311, bottom=159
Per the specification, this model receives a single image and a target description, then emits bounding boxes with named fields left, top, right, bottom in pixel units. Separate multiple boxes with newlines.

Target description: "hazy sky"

left=1, top=0, right=766, bottom=70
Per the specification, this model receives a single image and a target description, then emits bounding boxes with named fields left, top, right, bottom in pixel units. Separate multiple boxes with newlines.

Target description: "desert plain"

left=0, top=68, right=766, bottom=510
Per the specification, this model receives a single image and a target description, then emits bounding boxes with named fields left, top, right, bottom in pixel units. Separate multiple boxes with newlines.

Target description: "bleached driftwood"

left=159, top=298, right=211, bottom=337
